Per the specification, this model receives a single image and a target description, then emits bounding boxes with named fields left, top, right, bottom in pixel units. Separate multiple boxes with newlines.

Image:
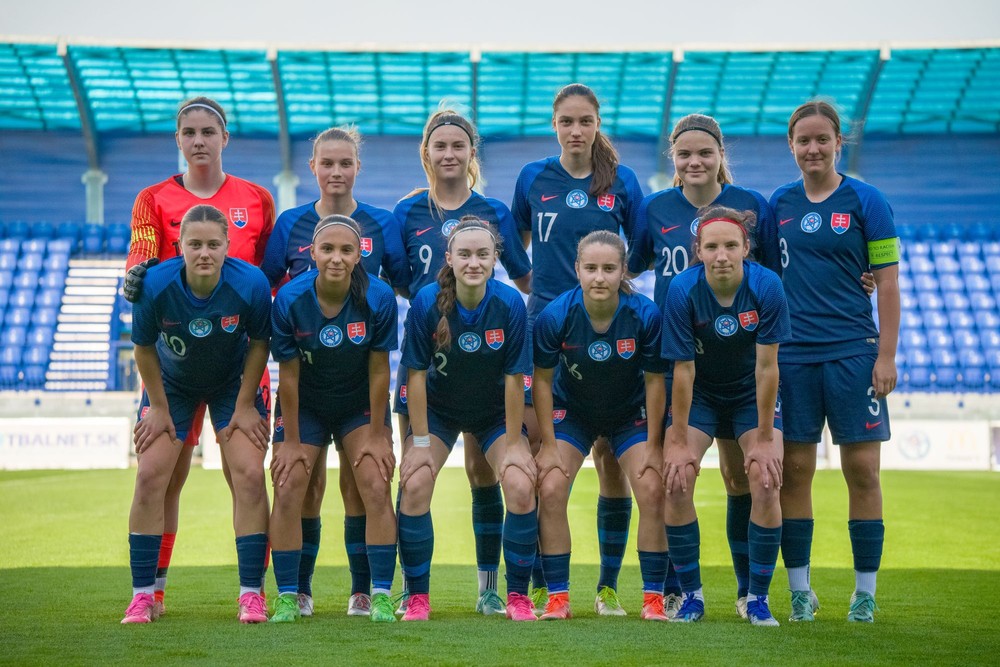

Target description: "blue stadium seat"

left=905, top=240, right=930, bottom=256
left=34, top=307, right=58, bottom=327
left=46, top=253, right=70, bottom=272
left=978, top=313, right=1000, bottom=335
left=948, top=310, right=975, bottom=330
left=55, top=221, right=82, bottom=245
left=27, top=326, right=54, bottom=347
left=983, top=241, right=1000, bottom=257
left=906, top=366, right=932, bottom=390
left=920, top=293, right=945, bottom=312
left=963, top=273, right=990, bottom=292
left=968, top=222, right=996, bottom=241
left=923, top=310, right=948, bottom=329
left=17, top=253, right=43, bottom=272
left=0, top=289, right=9, bottom=310
left=23, top=345, right=49, bottom=366
left=5, top=221, right=30, bottom=239
left=0, top=239, right=18, bottom=253
left=986, top=256, right=1000, bottom=273
left=909, top=256, right=934, bottom=274
left=933, top=240, right=958, bottom=257
left=23, top=364, right=46, bottom=388
left=36, top=288, right=61, bottom=309
left=938, top=274, right=964, bottom=292
left=106, top=222, right=130, bottom=255
left=900, top=329, right=927, bottom=351
left=21, top=238, right=46, bottom=254
left=944, top=293, right=970, bottom=312
left=14, top=271, right=40, bottom=290
left=927, top=329, right=954, bottom=352
left=2, top=326, right=27, bottom=347
left=934, top=256, right=960, bottom=274
left=896, top=225, right=917, bottom=241
left=0, top=364, right=18, bottom=388
left=913, top=274, right=938, bottom=292
left=82, top=223, right=104, bottom=254
left=900, top=292, right=919, bottom=311
left=957, top=241, right=982, bottom=258
left=897, top=273, right=913, bottom=292
left=901, top=311, right=923, bottom=330
left=934, top=367, right=958, bottom=390
left=960, top=365, right=987, bottom=390
left=0, top=345, right=22, bottom=365
left=6, top=307, right=31, bottom=328
left=953, top=329, right=980, bottom=351
left=0, top=252, right=16, bottom=271
left=982, top=330, right=1000, bottom=351
left=47, top=238, right=73, bottom=255
left=969, top=292, right=997, bottom=312
left=9, top=289, right=34, bottom=309
left=29, top=221, right=55, bottom=240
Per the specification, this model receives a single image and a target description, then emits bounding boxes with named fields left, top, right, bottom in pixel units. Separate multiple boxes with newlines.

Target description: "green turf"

left=1, top=468, right=998, bottom=665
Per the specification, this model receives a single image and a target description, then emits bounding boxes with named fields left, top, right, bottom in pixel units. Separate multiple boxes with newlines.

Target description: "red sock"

left=155, top=532, right=177, bottom=602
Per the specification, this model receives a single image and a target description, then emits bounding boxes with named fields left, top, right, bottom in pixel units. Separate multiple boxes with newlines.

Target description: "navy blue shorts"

left=408, top=407, right=527, bottom=454
left=668, top=390, right=782, bottom=442
left=552, top=406, right=648, bottom=458
left=137, top=381, right=266, bottom=443
left=779, top=353, right=890, bottom=445
left=273, top=396, right=391, bottom=450
left=393, top=364, right=409, bottom=416
left=523, top=294, right=552, bottom=407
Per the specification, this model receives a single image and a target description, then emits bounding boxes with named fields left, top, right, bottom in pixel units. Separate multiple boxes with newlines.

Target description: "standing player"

left=771, top=100, right=899, bottom=623
left=393, top=109, right=532, bottom=615
left=396, top=217, right=538, bottom=622
left=122, top=205, right=271, bottom=624
left=660, top=208, right=790, bottom=626
left=261, top=127, right=408, bottom=618
left=123, top=96, right=276, bottom=614
left=512, top=83, right=645, bottom=615
left=267, top=215, right=399, bottom=624
left=626, top=113, right=777, bottom=619
left=532, top=231, right=669, bottom=622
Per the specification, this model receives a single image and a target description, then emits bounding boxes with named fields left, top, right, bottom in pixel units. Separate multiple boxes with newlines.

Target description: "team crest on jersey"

left=459, top=332, right=482, bottom=352
left=189, top=318, right=213, bottom=337
left=274, top=416, right=284, bottom=432
left=552, top=409, right=566, bottom=424
left=616, top=338, right=636, bottom=359
left=221, top=315, right=240, bottom=333
left=320, top=324, right=343, bottom=348
left=523, top=375, right=532, bottom=391
left=400, top=384, right=407, bottom=404
left=690, top=217, right=701, bottom=235
left=360, top=237, right=373, bottom=257
left=800, top=212, right=822, bottom=234
left=588, top=340, right=612, bottom=361
left=347, top=322, right=367, bottom=344
left=230, top=208, right=248, bottom=229
left=831, top=213, right=851, bottom=235
left=566, top=189, right=589, bottom=209
left=485, top=329, right=505, bottom=350
left=442, top=219, right=460, bottom=236
left=714, top=315, right=739, bottom=337
left=597, top=194, right=616, bottom=212
left=738, top=310, right=759, bottom=331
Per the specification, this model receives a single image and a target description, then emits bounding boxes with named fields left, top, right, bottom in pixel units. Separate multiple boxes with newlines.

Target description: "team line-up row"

left=119, top=84, right=900, bottom=627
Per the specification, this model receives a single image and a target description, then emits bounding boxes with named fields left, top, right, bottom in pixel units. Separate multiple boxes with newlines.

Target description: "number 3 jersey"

left=130, top=257, right=272, bottom=395
left=401, top=279, right=531, bottom=428
left=271, top=270, right=399, bottom=412
left=661, top=261, right=790, bottom=403
left=534, top=287, right=667, bottom=428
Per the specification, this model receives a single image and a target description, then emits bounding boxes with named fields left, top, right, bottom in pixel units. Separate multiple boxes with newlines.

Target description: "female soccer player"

left=533, top=230, right=669, bottom=622
left=626, top=113, right=778, bottom=619
left=261, top=127, right=407, bottom=618
left=393, top=110, right=532, bottom=615
left=660, top=207, right=790, bottom=626
left=267, top=215, right=399, bottom=623
left=771, top=100, right=900, bottom=623
left=122, top=204, right=272, bottom=624
left=123, top=96, right=276, bottom=613
left=396, top=217, right=537, bottom=622
left=512, top=83, right=645, bottom=615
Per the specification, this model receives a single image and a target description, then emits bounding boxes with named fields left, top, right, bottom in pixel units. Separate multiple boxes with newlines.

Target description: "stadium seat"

left=957, top=241, right=982, bottom=258
left=23, top=345, right=49, bottom=366
left=963, top=273, right=990, bottom=292
left=2, top=326, right=27, bottom=347
left=985, top=256, right=1000, bottom=273
left=969, top=292, right=996, bottom=312
left=947, top=310, right=974, bottom=330
left=901, top=310, right=923, bottom=330
left=914, top=274, right=938, bottom=292
left=29, top=221, right=55, bottom=240
left=905, top=240, right=930, bottom=257
left=900, top=292, right=920, bottom=311
left=968, top=222, right=996, bottom=241
left=0, top=270, right=13, bottom=288
left=17, top=253, right=43, bottom=272
left=40, top=270, right=67, bottom=290
left=0, top=345, right=22, bottom=366
left=14, top=271, right=40, bottom=290
left=5, top=221, right=30, bottom=239
left=938, top=273, right=964, bottom=292
left=47, top=238, right=73, bottom=255
left=27, top=326, right=55, bottom=347
left=21, top=238, right=46, bottom=254
left=978, top=313, right=1000, bottom=335
left=82, top=224, right=104, bottom=254
left=923, top=310, right=948, bottom=329
left=982, top=330, right=1000, bottom=351
left=900, top=329, right=927, bottom=351
left=0, top=238, right=18, bottom=253
left=0, top=289, right=9, bottom=310
left=934, top=256, right=960, bottom=274
left=23, top=364, right=46, bottom=388
left=909, top=256, right=934, bottom=274
left=6, top=307, right=31, bottom=328
left=934, top=366, right=958, bottom=390
left=943, top=293, right=970, bottom=312
left=9, top=289, right=35, bottom=309
left=933, top=240, right=958, bottom=257
left=34, top=308, right=58, bottom=327
left=106, top=223, right=130, bottom=255
left=55, top=221, right=82, bottom=245
left=0, top=252, right=16, bottom=271
left=36, top=288, right=62, bottom=309
left=953, top=329, right=980, bottom=351
left=897, top=273, right=914, bottom=292
left=906, top=366, right=932, bottom=390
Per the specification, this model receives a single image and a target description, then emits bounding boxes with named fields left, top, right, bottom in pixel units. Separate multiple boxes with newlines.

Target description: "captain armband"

left=868, top=237, right=900, bottom=265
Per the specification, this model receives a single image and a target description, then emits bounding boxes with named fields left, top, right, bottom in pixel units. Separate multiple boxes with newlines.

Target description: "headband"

left=427, top=119, right=474, bottom=145
left=447, top=224, right=496, bottom=249
left=178, top=103, right=226, bottom=128
left=699, top=217, right=746, bottom=236
left=671, top=126, right=722, bottom=146
left=312, top=219, right=362, bottom=244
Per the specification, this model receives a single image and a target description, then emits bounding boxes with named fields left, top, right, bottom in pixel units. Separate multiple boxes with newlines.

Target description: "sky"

left=5, top=0, right=999, bottom=48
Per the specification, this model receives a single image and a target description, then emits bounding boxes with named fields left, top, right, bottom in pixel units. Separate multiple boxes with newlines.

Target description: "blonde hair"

left=407, top=109, right=482, bottom=221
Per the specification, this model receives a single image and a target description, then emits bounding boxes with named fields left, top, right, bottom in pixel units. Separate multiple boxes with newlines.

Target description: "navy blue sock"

left=344, top=515, right=370, bottom=595
left=541, top=553, right=571, bottom=595
left=398, top=511, right=433, bottom=595
left=781, top=518, right=814, bottom=569
left=726, top=494, right=752, bottom=598
left=472, top=484, right=504, bottom=575
left=235, top=533, right=268, bottom=589
left=530, top=496, right=545, bottom=588
left=596, top=495, right=631, bottom=591
left=129, top=533, right=161, bottom=590
left=367, top=543, right=397, bottom=594
left=298, top=516, right=321, bottom=597
left=502, top=509, right=537, bottom=596
left=665, top=521, right=701, bottom=593
left=848, top=519, right=885, bottom=572
left=748, top=522, right=782, bottom=597
left=272, top=549, right=301, bottom=596
left=663, top=553, right=681, bottom=595
left=638, top=550, right=668, bottom=594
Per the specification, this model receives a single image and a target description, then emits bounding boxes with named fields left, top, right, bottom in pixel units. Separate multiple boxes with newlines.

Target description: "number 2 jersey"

left=401, top=279, right=531, bottom=429
left=270, top=270, right=399, bottom=413
left=661, top=260, right=790, bottom=404
left=127, top=174, right=275, bottom=270
left=769, top=174, right=898, bottom=364
left=533, top=286, right=667, bottom=428
left=130, top=257, right=272, bottom=395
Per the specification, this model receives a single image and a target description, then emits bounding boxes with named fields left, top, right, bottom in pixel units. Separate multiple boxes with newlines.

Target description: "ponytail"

left=434, top=264, right=457, bottom=353
left=553, top=83, right=620, bottom=197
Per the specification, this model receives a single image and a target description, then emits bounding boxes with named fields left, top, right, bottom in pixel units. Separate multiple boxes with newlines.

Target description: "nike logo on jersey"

left=294, top=331, right=314, bottom=338
left=169, top=220, right=181, bottom=227
left=561, top=343, right=582, bottom=350
left=161, top=319, right=181, bottom=327
left=661, top=225, right=680, bottom=234
left=541, top=194, right=559, bottom=202
left=415, top=227, right=433, bottom=236
left=298, top=245, right=311, bottom=253
left=779, top=218, right=793, bottom=225
left=865, top=421, right=882, bottom=430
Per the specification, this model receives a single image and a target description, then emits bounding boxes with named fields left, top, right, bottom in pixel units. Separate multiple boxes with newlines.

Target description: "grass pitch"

left=1, top=467, right=998, bottom=666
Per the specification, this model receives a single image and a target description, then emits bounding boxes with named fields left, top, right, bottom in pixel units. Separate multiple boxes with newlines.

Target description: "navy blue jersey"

left=131, top=257, right=272, bottom=395
left=271, top=270, right=398, bottom=412
left=627, top=184, right=780, bottom=305
left=512, top=157, right=644, bottom=301
left=393, top=190, right=531, bottom=298
left=261, top=200, right=409, bottom=290
left=402, top=279, right=531, bottom=428
left=534, top=287, right=667, bottom=427
left=661, top=261, right=790, bottom=403
left=769, top=174, right=897, bottom=363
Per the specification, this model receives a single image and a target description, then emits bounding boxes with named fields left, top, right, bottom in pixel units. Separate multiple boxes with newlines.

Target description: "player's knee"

left=500, top=472, right=535, bottom=513
left=537, top=472, right=569, bottom=509
left=633, top=472, right=663, bottom=510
